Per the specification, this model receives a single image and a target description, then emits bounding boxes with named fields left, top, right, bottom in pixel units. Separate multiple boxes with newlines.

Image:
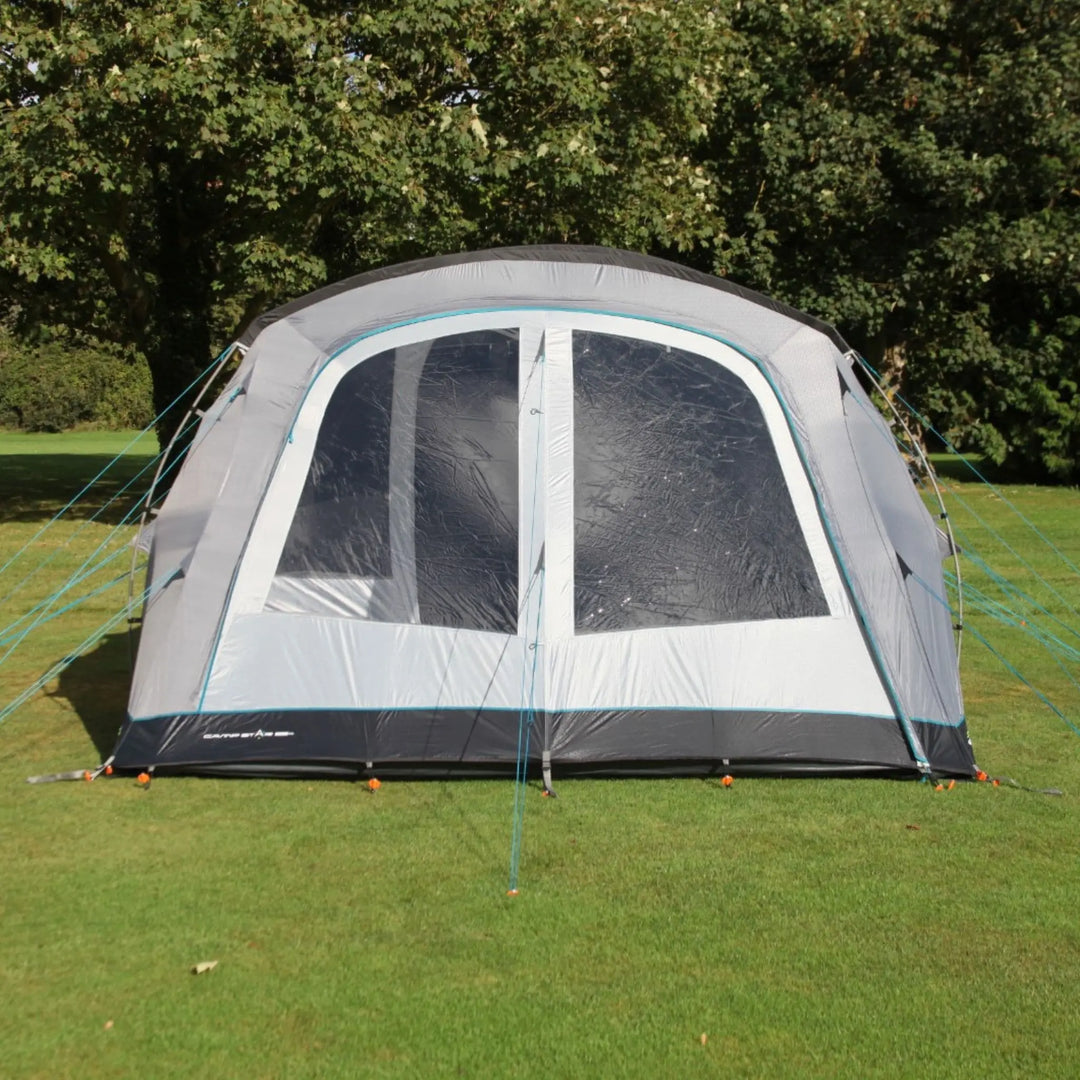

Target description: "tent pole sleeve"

left=850, top=352, right=964, bottom=671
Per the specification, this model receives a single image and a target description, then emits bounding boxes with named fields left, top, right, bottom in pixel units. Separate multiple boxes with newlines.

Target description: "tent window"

left=275, top=329, right=519, bottom=634
left=278, top=347, right=394, bottom=578
left=573, top=330, right=828, bottom=631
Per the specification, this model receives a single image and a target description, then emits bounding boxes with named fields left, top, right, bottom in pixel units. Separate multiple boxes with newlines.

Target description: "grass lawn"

left=1, top=430, right=1078, bottom=1079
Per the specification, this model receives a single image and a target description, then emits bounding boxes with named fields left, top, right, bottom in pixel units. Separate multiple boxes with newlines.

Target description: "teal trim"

left=131, top=704, right=954, bottom=723
left=285, top=305, right=769, bottom=442
left=913, top=713, right=967, bottom=729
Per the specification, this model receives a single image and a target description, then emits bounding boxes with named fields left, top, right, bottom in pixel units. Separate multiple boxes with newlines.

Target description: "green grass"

left=1, top=430, right=1079, bottom=1079
left=0, top=428, right=160, bottom=523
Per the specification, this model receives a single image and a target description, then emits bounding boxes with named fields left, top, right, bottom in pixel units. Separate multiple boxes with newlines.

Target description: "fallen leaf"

left=104, top=1020, right=114, bottom=1030
left=191, top=960, right=219, bottom=975
left=700, top=1033, right=708, bottom=1045
left=905, top=824, right=921, bottom=830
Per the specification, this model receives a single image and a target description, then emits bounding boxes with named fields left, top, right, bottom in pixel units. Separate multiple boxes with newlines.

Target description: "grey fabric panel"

left=262, top=259, right=815, bottom=366
left=114, top=710, right=524, bottom=768
left=549, top=708, right=913, bottom=768
left=839, top=379, right=962, bottom=721
left=935, top=526, right=955, bottom=559
left=129, top=368, right=254, bottom=719
left=763, top=328, right=958, bottom=728
left=915, top=719, right=976, bottom=775
left=240, top=245, right=849, bottom=353
left=130, top=320, right=327, bottom=717
left=144, top=367, right=249, bottom=585
left=112, top=707, right=919, bottom=773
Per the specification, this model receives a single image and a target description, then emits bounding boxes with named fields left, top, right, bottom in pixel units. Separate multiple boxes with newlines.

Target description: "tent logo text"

left=202, top=730, right=295, bottom=740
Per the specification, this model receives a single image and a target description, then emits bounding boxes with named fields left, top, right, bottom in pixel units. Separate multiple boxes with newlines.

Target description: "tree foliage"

left=0, top=0, right=724, bottom=443
left=695, top=0, right=1080, bottom=481
left=2, top=0, right=1079, bottom=479
left=0, top=330, right=152, bottom=431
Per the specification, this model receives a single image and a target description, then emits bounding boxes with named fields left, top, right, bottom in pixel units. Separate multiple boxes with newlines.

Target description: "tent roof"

left=238, top=245, right=850, bottom=354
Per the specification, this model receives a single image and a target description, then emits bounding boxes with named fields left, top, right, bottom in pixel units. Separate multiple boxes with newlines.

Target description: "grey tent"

left=113, top=246, right=976, bottom=778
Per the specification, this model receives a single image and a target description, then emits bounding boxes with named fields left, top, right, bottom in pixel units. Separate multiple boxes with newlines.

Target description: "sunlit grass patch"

left=1, top=431, right=1078, bottom=1079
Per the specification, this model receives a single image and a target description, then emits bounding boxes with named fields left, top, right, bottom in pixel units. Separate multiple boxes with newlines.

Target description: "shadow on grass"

left=925, top=446, right=1008, bottom=485
left=50, top=630, right=133, bottom=760
left=0, top=454, right=157, bottom=525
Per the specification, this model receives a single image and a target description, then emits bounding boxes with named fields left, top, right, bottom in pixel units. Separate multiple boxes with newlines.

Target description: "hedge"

left=0, top=334, right=154, bottom=432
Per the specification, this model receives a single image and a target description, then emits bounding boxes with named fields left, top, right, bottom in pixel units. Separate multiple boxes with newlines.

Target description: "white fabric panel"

left=265, top=575, right=380, bottom=618
left=541, top=325, right=575, bottom=642
left=517, top=326, right=547, bottom=710
left=518, top=326, right=546, bottom=636
left=385, top=341, right=428, bottom=623
left=200, top=612, right=889, bottom=716
left=204, top=615, right=525, bottom=712
left=546, top=618, right=891, bottom=714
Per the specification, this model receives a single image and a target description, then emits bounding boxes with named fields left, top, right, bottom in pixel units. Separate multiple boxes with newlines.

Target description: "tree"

left=1, top=0, right=727, bottom=445
left=7, top=1, right=1077, bottom=480
left=694, top=0, right=1080, bottom=481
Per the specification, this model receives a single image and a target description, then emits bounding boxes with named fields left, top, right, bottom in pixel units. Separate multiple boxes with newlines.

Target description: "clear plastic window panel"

left=573, top=330, right=828, bottom=631
left=276, top=329, right=519, bottom=633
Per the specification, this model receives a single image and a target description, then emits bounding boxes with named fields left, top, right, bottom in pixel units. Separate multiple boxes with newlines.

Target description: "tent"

left=112, top=246, right=977, bottom=779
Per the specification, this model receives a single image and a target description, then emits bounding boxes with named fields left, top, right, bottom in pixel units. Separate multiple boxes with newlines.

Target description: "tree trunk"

left=146, top=162, right=216, bottom=483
